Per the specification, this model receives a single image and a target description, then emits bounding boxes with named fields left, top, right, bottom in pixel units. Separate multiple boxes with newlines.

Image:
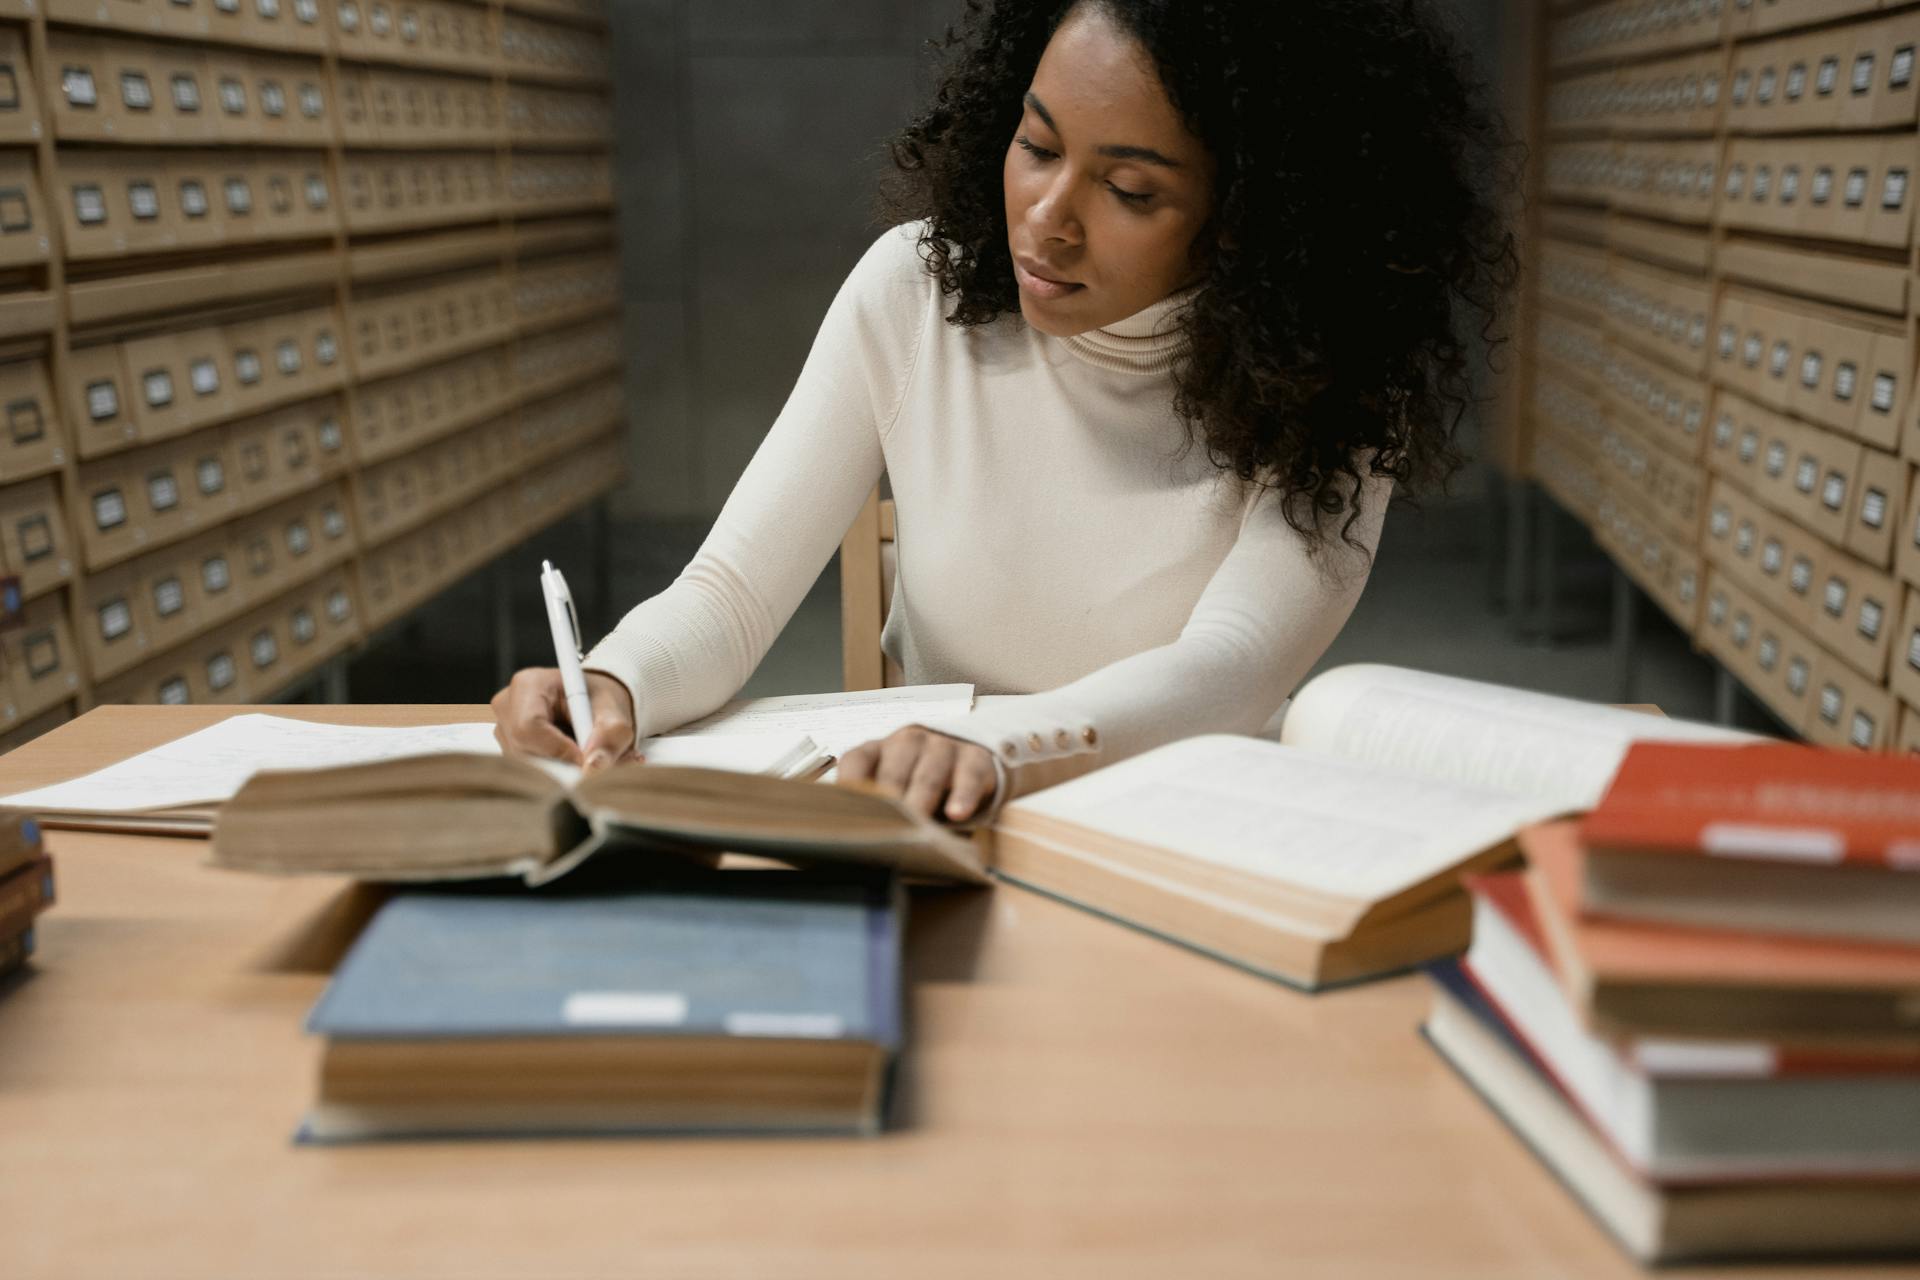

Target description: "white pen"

left=540, top=560, right=596, bottom=751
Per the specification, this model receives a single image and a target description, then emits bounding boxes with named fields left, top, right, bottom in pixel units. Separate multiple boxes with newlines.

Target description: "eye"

left=1015, top=135, right=1056, bottom=161
left=1107, top=183, right=1151, bottom=207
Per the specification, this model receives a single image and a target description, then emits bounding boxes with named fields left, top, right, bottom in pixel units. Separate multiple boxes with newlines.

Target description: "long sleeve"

left=583, top=228, right=932, bottom=737
left=915, top=474, right=1392, bottom=807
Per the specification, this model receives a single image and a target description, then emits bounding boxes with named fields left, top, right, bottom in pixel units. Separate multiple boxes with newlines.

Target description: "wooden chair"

left=839, top=486, right=900, bottom=690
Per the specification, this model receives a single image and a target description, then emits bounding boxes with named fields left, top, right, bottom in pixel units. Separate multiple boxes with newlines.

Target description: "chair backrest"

left=839, top=487, right=899, bottom=690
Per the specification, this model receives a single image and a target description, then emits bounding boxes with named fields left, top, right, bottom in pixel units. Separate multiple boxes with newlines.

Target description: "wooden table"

left=0, top=706, right=1907, bottom=1280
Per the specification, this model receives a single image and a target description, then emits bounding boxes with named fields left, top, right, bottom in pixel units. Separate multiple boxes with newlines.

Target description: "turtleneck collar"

left=1058, top=287, right=1195, bottom=376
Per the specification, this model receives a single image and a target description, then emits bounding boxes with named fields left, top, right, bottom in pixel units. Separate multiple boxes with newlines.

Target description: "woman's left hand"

left=837, top=727, right=998, bottom=824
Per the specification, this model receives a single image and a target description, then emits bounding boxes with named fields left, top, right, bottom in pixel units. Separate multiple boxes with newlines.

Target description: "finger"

left=504, top=672, right=584, bottom=763
left=517, top=715, right=584, bottom=764
left=944, top=751, right=999, bottom=823
left=838, top=741, right=882, bottom=783
left=582, top=711, right=635, bottom=773
left=901, top=740, right=958, bottom=820
left=873, top=733, right=924, bottom=795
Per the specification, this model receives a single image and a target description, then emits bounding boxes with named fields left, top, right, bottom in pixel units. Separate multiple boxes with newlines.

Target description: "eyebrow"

left=1023, top=92, right=1183, bottom=169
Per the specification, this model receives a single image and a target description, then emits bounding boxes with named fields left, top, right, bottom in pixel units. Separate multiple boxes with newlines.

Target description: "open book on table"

left=987, top=664, right=1755, bottom=991
left=211, top=754, right=988, bottom=887
left=1, top=685, right=974, bottom=836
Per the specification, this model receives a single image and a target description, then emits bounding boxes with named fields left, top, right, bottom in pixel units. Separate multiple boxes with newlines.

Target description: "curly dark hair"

left=881, top=0, right=1520, bottom=551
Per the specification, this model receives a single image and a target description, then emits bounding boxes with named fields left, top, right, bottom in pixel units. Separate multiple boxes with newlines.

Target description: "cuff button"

left=1081, top=726, right=1098, bottom=746
left=1054, top=729, right=1071, bottom=749
left=999, top=740, right=1019, bottom=760
left=1027, top=732, right=1044, bottom=752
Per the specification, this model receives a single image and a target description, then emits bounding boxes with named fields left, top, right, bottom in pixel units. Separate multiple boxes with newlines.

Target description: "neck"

left=1058, top=288, right=1194, bottom=376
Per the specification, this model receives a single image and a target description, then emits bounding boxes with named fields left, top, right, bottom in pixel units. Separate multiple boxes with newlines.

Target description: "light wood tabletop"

left=0, top=705, right=1907, bottom=1280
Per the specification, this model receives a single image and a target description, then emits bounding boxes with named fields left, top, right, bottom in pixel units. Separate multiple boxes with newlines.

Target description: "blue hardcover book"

left=300, top=874, right=903, bottom=1142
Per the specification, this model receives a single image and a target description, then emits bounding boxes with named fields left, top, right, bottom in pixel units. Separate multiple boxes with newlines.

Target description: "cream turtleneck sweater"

left=585, top=222, right=1388, bottom=803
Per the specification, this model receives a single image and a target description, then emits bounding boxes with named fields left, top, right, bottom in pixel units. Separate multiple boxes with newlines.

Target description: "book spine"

left=0, top=923, right=32, bottom=981
left=0, top=855, right=53, bottom=941
left=0, top=811, right=43, bottom=882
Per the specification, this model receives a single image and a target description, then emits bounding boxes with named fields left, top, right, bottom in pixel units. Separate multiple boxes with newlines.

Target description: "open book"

left=211, top=754, right=988, bottom=887
left=988, top=664, right=1753, bottom=991
left=2, top=685, right=973, bottom=836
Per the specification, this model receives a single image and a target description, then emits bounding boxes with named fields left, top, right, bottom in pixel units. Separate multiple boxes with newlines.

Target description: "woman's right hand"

left=491, top=668, right=639, bottom=773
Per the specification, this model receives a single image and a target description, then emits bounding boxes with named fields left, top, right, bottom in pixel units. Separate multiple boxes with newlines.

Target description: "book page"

left=1008, top=736, right=1559, bottom=901
left=1281, top=665, right=1754, bottom=811
left=665, top=685, right=973, bottom=759
left=0, top=715, right=502, bottom=814
left=636, top=732, right=825, bottom=779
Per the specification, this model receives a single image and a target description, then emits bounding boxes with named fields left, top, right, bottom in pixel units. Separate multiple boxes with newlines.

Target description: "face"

left=1003, top=4, right=1214, bottom=337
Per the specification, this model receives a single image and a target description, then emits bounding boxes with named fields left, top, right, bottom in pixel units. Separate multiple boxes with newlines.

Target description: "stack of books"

left=0, top=811, right=52, bottom=983
left=1425, top=742, right=1920, bottom=1263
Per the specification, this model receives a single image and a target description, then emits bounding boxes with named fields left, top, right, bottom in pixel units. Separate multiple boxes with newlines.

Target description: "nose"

left=1025, top=168, right=1083, bottom=248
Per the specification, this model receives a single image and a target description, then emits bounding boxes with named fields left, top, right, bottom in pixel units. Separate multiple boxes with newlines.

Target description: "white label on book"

left=180, top=180, right=208, bottom=217
left=562, top=991, right=688, bottom=1027
left=1836, top=362, right=1857, bottom=400
left=296, top=0, right=317, bottom=21
left=121, top=71, right=152, bottom=111
left=235, top=350, right=261, bottom=384
left=172, top=75, right=200, bottom=112
left=1790, top=557, right=1812, bottom=594
left=326, top=588, right=350, bottom=622
left=291, top=608, right=316, bottom=644
left=1846, top=168, right=1868, bottom=206
left=1794, top=458, right=1817, bottom=493
left=129, top=182, right=159, bottom=220
left=189, top=358, right=219, bottom=395
left=1787, top=658, right=1808, bottom=695
left=1860, top=599, right=1884, bottom=639
left=1819, top=685, right=1842, bottom=723
left=202, top=556, right=231, bottom=593
left=276, top=340, right=301, bottom=375
left=158, top=677, right=189, bottom=706
left=1764, top=441, right=1787, bottom=476
left=724, top=1012, right=846, bottom=1039
left=197, top=457, right=224, bottom=495
left=1862, top=488, right=1888, bottom=528
left=1738, top=430, right=1757, bottom=463
left=207, top=653, right=236, bottom=690
left=1824, top=577, right=1848, bottom=616
left=318, top=418, right=342, bottom=452
left=1701, top=822, right=1844, bottom=862
left=218, top=78, right=245, bottom=115
left=250, top=630, right=277, bottom=668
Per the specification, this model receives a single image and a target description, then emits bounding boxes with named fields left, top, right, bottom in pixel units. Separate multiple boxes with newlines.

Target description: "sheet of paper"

left=0, top=715, right=502, bottom=814
left=1010, top=735, right=1558, bottom=902
left=637, top=732, right=825, bottom=778
left=1281, top=664, right=1755, bottom=811
left=665, top=685, right=973, bottom=759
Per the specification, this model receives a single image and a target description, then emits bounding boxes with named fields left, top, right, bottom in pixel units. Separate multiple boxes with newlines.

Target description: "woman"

left=493, top=0, right=1516, bottom=823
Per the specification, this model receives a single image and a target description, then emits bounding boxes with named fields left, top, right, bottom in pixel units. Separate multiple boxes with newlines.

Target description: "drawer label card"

left=152, top=576, right=184, bottom=617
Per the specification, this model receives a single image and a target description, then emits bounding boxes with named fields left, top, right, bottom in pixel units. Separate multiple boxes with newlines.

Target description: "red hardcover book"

left=1576, top=742, right=1920, bottom=945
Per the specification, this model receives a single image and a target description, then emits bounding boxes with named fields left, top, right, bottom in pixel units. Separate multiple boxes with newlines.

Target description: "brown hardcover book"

left=1579, top=741, right=1920, bottom=945
left=211, top=756, right=988, bottom=887
left=1522, top=821, right=1920, bottom=1044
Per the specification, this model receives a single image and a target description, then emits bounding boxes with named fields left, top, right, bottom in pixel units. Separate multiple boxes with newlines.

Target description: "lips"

left=1013, top=255, right=1084, bottom=301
